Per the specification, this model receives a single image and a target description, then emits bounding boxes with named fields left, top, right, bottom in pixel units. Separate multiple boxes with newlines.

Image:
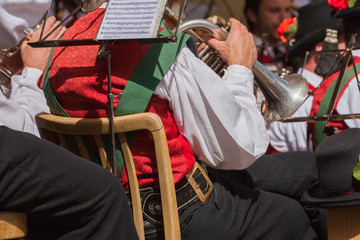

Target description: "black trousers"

left=0, top=127, right=139, bottom=240
left=163, top=152, right=324, bottom=240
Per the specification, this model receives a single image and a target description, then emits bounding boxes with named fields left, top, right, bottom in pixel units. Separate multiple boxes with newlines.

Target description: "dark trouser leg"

left=180, top=168, right=318, bottom=240
left=0, top=127, right=138, bottom=240
left=244, top=151, right=327, bottom=240
left=245, top=152, right=318, bottom=198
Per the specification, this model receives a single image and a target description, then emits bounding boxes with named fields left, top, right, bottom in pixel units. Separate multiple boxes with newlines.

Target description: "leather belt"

left=127, top=162, right=213, bottom=229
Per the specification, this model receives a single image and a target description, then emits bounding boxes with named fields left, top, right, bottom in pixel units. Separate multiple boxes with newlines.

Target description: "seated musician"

left=39, top=2, right=327, bottom=239
left=0, top=1, right=138, bottom=239
left=267, top=0, right=360, bottom=153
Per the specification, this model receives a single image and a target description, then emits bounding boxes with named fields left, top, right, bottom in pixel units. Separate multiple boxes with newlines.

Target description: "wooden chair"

left=328, top=206, right=360, bottom=240
left=0, top=212, right=27, bottom=240
left=35, top=112, right=181, bottom=240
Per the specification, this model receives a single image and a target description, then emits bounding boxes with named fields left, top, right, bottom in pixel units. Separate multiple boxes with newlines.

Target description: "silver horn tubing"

left=178, top=19, right=308, bottom=121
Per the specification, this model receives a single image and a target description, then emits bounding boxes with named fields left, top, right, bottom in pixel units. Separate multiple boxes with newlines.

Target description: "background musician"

left=244, top=0, right=292, bottom=68
left=41, top=2, right=327, bottom=239
left=267, top=0, right=360, bottom=153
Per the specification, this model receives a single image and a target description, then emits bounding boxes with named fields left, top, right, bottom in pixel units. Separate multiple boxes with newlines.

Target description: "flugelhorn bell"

left=253, top=62, right=308, bottom=121
left=176, top=18, right=308, bottom=121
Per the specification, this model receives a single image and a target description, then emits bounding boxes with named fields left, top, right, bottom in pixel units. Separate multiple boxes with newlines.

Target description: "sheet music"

left=96, top=0, right=166, bottom=40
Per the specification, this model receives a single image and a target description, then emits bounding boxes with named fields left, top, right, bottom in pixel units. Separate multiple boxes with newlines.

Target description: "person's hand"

left=20, top=16, right=66, bottom=71
left=207, top=18, right=257, bottom=70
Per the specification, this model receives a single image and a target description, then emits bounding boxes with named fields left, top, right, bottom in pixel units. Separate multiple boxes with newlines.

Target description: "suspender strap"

left=113, top=30, right=190, bottom=174
left=314, top=62, right=360, bottom=147
left=114, top=30, right=190, bottom=116
left=42, top=38, right=70, bottom=117
left=42, top=30, right=190, bottom=117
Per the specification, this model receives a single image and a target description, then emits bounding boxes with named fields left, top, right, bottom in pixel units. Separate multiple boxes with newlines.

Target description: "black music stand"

left=29, top=0, right=186, bottom=177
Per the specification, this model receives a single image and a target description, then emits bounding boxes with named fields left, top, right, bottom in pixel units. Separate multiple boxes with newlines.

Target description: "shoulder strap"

left=112, top=30, right=190, bottom=175
left=42, top=30, right=190, bottom=117
left=42, top=42, right=69, bottom=117
left=114, top=30, right=190, bottom=116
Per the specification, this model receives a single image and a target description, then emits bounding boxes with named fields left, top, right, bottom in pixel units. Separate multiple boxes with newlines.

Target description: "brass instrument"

left=0, top=26, right=39, bottom=89
left=164, top=9, right=308, bottom=121
left=0, top=50, right=21, bottom=89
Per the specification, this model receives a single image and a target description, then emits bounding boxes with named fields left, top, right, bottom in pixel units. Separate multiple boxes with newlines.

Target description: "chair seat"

left=0, top=212, right=27, bottom=240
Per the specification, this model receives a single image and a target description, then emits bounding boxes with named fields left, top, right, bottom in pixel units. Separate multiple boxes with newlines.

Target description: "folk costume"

left=0, top=1, right=139, bottom=239
left=39, top=7, right=269, bottom=185
left=267, top=52, right=360, bottom=153
left=266, top=0, right=360, bottom=153
left=40, top=5, right=325, bottom=240
left=308, top=54, right=360, bottom=148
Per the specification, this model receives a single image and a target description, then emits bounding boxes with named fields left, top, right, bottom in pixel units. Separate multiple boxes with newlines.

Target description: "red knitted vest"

left=39, top=8, right=195, bottom=189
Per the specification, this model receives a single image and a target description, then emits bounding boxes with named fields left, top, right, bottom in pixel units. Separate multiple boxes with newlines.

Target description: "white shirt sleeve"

left=339, top=50, right=360, bottom=128
left=0, top=67, right=49, bottom=136
left=0, top=0, right=51, bottom=49
left=154, top=46, right=269, bottom=170
left=337, top=73, right=360, bottom=128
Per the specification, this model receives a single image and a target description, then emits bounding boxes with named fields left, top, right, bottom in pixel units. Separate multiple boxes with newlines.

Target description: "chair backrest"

left=35, top=112, right=181, bottom=240
left=0, top=212, right=27, bottom=240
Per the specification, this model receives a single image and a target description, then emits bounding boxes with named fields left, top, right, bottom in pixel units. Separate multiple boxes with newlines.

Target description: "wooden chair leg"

left=328, top=206, right=360, bottom=240
left=0, top=212, right=27, bottom=240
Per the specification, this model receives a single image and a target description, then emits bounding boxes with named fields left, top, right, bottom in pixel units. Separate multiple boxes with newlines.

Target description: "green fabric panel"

left=42, top=33, right=70, bottom=117
left=105, top=134, right=125, bottom=177
left=115, top=30, right=190, bottom=116
left=42, top=30, right=189, bottom=176
left=64, top=135, right=103, bottom=166
left=112, top=31, right=190, bottom=174
left=314, top=62, right=360, bottom=147
left=64, top=134, right=81, bottom=157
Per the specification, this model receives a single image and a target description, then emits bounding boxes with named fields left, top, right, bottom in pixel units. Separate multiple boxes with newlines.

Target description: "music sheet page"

left=96, top=0, right=166, bottom=40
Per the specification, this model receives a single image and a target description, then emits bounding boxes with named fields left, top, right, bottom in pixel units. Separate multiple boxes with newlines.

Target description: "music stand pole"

left=98, top=43, right=117, bottom=177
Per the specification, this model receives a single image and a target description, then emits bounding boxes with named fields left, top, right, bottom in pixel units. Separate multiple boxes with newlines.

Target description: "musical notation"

left=96, top=0, right=167, bottom=40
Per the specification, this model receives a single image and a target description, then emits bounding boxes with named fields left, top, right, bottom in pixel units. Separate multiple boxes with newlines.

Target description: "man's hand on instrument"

left=20, top=16, right=66, bottom=71
left=207, top=18, right=257, bottom=70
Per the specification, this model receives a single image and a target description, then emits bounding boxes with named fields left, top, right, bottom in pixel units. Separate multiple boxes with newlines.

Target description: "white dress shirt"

left=337, top=50, right=360, bottom=128
left=0, top=0, right=51, bottom=137
left=155, top=46, right=269, bottom=170
left=267, top=50, right=360, bottom=152
left=0, top=67, right=49, bottom=136
left=0, top=0, right=51, bottom=49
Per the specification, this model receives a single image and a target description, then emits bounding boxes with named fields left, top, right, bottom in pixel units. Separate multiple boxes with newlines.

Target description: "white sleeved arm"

left=338, top=73, right=360, bottom=128
left=0, top=67, right=49, bottom=136
left=0, top=0, right=51, bottom=49
left=155, top=46, right=269, bottom=170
